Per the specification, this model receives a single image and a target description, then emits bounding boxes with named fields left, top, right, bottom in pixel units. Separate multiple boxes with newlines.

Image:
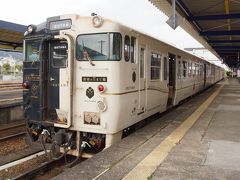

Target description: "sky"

left=0, top=0, right=228, bottom=69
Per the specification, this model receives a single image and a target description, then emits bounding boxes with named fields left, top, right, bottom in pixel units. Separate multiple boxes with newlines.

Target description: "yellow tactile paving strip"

left=122, top=83, right=225, bottom=180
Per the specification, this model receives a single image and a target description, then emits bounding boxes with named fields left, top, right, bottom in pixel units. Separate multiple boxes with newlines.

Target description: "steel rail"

left=0, top=123, right=25, bottom=131
left=0, top=132, right=26, bottom=142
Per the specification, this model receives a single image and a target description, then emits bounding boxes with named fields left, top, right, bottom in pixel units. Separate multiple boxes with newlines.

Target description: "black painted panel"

left=47, top=41, right=68, bottom=120
left=23, top=63, right=40, bottom=121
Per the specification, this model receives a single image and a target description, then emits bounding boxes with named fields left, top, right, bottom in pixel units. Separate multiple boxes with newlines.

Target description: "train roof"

left=98, top=15, right=223, bottom=69
left=33, top=14, right=224, bottom=69
left=77, top=15, right=219, bottom=66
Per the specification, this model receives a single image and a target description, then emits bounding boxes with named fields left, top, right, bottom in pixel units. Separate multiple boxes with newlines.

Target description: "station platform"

left=0, top=89, right=23, bottom=124
left=54, top=78, right=240, bottom=180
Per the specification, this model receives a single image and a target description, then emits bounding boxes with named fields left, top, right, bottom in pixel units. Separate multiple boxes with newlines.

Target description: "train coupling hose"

left=24, top=105, right=31, bottom=117
left=41, top=129, right=50, bottom=136
left=81, top=141, right=91, bottom=148
left=41, top=129, right=51, bottom=159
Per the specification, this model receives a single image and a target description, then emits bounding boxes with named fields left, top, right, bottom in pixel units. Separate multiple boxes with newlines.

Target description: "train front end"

left=23, top=15, right=86, bottom=157
left=23, top=14, right=127, bottom=156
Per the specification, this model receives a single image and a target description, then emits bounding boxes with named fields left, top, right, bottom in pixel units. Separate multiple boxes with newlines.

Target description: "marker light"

left=98, top=85, right=105, bottom=92
left=22, top=81, right=30, bottom=89
left=27, top=25, right=36, bottom=34
left=92, top=15, right=104, bottom=28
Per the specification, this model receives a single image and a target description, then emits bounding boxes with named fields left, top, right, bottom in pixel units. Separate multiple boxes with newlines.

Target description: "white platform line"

left=0, top=151, right=46, bottom=171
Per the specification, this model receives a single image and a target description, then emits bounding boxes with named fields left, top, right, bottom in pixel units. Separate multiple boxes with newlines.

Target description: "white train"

left=23, top=14, right=225, bottom=156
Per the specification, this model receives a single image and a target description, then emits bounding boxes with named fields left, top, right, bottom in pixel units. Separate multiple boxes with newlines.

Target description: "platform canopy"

left=0, top=20, right=26, bottom=51
left=149, top=0, right=240, bottom=68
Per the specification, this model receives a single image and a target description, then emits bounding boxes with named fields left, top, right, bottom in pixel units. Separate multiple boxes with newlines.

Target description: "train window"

left=151, top=53, right=161, bottom=80
left=25, top=40, right=41, bottom=61
left=198, top=64, right=201, bottom=76
left=76, top=33, right=121, bottom=61
left=206, top=65, right=208, bottom=77
left=110, top=33, right=122, bottom=60
left=164, top=57, right=168, bottom=80
left=130, top=37, right=136, bottom=63
left=177, top=60, right=181, bottom=79
left=182, top=61, right=187, bottom=78
left=124, top=35, right=130, bottom=61
left=195, top=63, right=199, bottom=76
left=51, top=41, right=68, bottom=68
left=192, top=63, right=195, bottom=77
left=140, top=48, right=145, bottom=78
left=200, top=64, right=203, bottom=76
left=188, top=62, right=192, bottom=77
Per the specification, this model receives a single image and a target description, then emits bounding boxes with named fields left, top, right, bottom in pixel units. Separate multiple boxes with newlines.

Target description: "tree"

left=15, top=64, right=23, bottom=73
left=2, top=63, right=11, bottom=74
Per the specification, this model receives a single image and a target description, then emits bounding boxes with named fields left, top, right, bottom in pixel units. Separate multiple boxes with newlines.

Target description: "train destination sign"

left=82, top=77, right=107, bottom=82
left=49, top=19, right=72, bottom=31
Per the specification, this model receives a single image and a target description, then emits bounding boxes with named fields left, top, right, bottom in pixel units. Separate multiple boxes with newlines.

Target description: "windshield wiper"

left=82, top=41, right=95, bottom=66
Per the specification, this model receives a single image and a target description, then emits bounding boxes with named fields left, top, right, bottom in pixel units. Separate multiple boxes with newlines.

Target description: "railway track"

left=12, top=152, right=91, bottom=180
left=0, top=145, right=91, bottom=179
left=0, top=123, right=26, bottom=142
left=0, top=83, right=22, bottom=90
left=12, top=155, right=65, bottom=180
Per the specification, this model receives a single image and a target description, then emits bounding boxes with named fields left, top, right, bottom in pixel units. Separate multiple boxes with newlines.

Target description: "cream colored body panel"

left=52, top=14, right=224, bottom=146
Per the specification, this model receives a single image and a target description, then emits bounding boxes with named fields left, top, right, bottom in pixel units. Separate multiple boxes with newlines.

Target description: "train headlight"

left=27, top=25, right=37, bottom=34
left=92, top=114, right=100, bottom=124
left=84, top=113, right=92, bottom=123
left=97, top=101, right=107, bottom=112
left=92, top=15, right=104, bottom=28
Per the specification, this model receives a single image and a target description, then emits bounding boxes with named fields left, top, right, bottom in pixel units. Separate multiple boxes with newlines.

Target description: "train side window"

left=164, top=57, right=168, bottom=80
left=188, top=62, right=192, bottom=77
left=182, top=61, right=187, bottom=78
left=110, top=33, right=122, bottom=60
left=199, top=64, right=202, bottom=76
left=192, top=63, right=195, bottom=77
left=206, top=65, right=208, bottom=77
left=199, top=64, right=201, bottom=76
left=177, top=60, right=181, bottom=79
left=130, top=37, right=136, bottom=63
left=195, top=63, right=198, bottom=76
left=150, top=53, right=161, bottom=80
left=124, top=35, right=130, bottom=61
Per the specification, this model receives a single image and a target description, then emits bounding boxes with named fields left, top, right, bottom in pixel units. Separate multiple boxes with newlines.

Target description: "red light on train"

left=22, top=81, right=30, bottom=89
left=98, top=85, right=105, bottom=92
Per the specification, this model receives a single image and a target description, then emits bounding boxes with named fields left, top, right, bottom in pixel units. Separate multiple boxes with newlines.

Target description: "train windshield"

left=25, top=40, right=41, bottom=61
left=76, top=33, right=122, bottom=61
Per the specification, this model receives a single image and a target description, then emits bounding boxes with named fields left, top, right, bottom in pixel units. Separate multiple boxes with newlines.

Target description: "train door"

left=48, top=40, right=68, bottom=122
left=204, top=64, right=207, bottom=87
left=167, top=53, right=176, bottom=106
left=138, top=45, right=146, bottom=114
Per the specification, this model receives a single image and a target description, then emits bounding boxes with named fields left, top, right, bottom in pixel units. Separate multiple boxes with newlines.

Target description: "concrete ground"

left=153, top=78, right=240, bottom=180
left=54, top=78, right=240, bottom=180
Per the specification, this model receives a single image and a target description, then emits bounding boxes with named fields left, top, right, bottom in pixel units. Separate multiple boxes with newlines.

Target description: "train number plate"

left=25, top=75, right=40, bottom=81
left=82, top=76, right=107, bottom=82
